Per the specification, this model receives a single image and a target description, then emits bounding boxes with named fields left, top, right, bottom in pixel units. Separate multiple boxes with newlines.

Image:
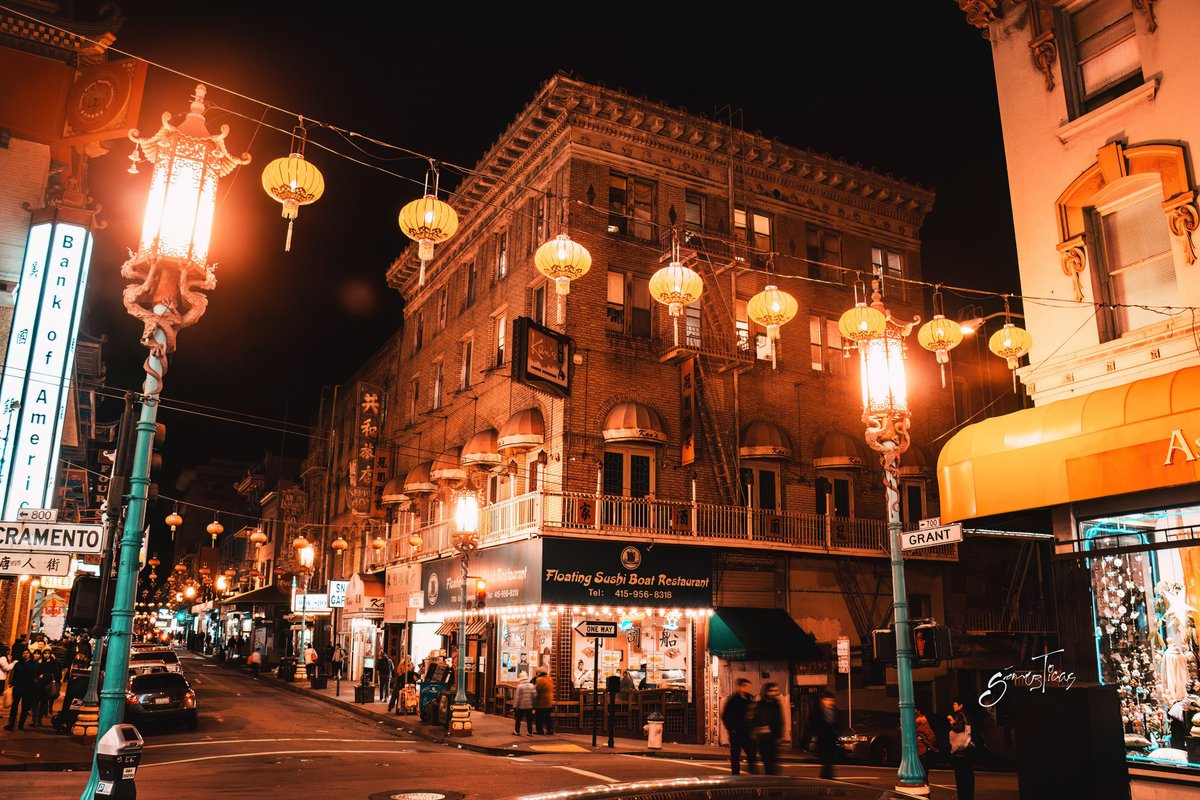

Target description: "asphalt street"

left=5, top=652, right=1018, bottom=799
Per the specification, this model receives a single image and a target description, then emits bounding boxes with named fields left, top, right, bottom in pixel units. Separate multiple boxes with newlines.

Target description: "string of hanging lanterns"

left=988, top=296, right=1034, bottom=387
left=649, top=231, right=704, bottom=346
left=916, top=286, right=965, bottom=389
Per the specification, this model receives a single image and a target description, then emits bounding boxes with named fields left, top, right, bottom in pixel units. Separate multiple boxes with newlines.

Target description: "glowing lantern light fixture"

left=916, top=288, right=963, bottom=388
left=536, top=233, right=592, bottom=296
left=165, top=510, right=183, bottom=539
left=261, top=124, right=325, bottom=252
left=988, top=298, right=1033, bottom=389
left=650, top=232, right=704, bottom=346
left=291, top=534, right=310, bottom=551
left=331, top=535, right=349, bottom=554
left=747, top=284, right=798, bottom=370
left=399, top=167, right=458, bottom=286
left=207, top=518, right=224, bottom=545
left=249, top=528, right=268, bottom=547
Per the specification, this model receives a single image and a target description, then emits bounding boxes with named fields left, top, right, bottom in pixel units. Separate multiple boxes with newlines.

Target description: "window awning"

left=602, top=401, right=666, bottom=444
left=404, top=461, right=436, bottom=495
left=708, top=607, right=822, bottom=661
left=740, top=420, right=792, bottom=460
left=461, top=428, right=502, bottom=471
left=218, top=584, right=290, bottom=607
left=435, top=619, right=488, bottom=637
left=498, top=407, right=545, bottom=454
left=814, top=432, right=864, bottom=469
left=381, top=477, right=411, bottom=509
left=430, top=446, right=466, bottom=485
left=937, top=366, right=1200, bottom=522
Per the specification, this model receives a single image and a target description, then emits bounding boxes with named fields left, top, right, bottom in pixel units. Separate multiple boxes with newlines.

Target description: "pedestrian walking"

left=915, top=707, right=938, bottom=772
left=721, top=677, right=757, bottom=775
left=802, top=691, right=840, bottom=780
left=947, top=696, right=977, bottom=800
left=248, top=649, right=263, bottom=680
left=513, top=674, right=537, bottom=735
left=752, top=682, right=785, bottom=775
left=304, top=644, right=319, bottom=679
left=4, top=650, right=37, bottom=730
left=376, top=652, right=394, bottom=702
left=533, top=668, right=555, bottom=735
left=0, top=644, right=13, bottom=710
left=33, top=651, right=57, bottom=726
left=332, top=644, right=345, bottom=679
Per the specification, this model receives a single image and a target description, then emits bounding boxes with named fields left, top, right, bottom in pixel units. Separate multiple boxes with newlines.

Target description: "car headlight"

left=184, top=690, right=196, bottom=708
left=838, top=735, right=868, bottom=743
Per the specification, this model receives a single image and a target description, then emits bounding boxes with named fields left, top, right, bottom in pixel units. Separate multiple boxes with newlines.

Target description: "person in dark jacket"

left=388, top=658, right=419, bottom=714
left=947, top=697, right=976, bottom=800
left=721, top=677, right=757, bottom=775
left=376, top=653, right=394, bottom=702
left=11, top=635, right=28, bottom=662
left=803, top=691, right=840, bottom=780
left=33, top=650, right=58, bottom=726
left=5, top=650, right=38, bottom=730
left=752, top=682, right=785, bottom=775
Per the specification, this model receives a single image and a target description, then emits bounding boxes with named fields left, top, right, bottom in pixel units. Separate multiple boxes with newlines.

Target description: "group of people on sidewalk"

left=0, top=635, right=87, bottom=732
left=720, top=680, right=979, bottom=800
left=511, top=668, right=556, bottom=736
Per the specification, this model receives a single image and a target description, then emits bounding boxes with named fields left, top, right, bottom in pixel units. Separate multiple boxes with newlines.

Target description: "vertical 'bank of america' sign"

left=0, top=218, right=94, bottom=518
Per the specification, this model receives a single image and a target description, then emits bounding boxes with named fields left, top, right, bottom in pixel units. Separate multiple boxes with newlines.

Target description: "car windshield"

left=129, top=651, right=178, bottom=664
left=130, top=674, right=188, bottom=692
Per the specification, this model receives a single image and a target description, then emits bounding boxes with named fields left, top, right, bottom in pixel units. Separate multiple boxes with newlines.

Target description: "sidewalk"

left=263, top=667, right=721, bottom=759
left=0, top=698, right=95, bottom=771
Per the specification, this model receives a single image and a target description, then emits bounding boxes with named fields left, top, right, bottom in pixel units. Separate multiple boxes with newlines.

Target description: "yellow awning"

left=938, top=366, right=1200, bottom=522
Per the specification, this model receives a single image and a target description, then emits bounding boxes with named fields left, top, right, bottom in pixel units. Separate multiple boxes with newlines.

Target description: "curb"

left=0, top=760, right=92, bottom=772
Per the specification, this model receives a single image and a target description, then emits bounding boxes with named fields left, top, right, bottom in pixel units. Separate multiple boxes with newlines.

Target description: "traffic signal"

left=146, top=422, right=166, bottom=503
left=871, top=621, right=951, bottom=668
left=474, top=578, right=487, bottom=610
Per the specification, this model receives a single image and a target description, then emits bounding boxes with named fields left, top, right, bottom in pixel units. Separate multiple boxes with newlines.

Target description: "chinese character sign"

left=350, top=382, right=384, bottom=515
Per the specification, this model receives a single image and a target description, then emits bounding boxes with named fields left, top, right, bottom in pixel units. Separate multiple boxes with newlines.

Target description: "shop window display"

left=570, top=610, right=692, bottom=695
left=498, top=613, right=554, bottom=683
left=1086, top=504, right=1200, bottom=768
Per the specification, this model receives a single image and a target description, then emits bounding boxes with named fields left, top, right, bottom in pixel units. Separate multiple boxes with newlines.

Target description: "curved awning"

left=602, top=401, right=666, bottom=445
left=814, top=431, right=864, bottom=469
left=899, top=446, right=931, bottom=477
left=403, top=461, right=436, bottom=495
left=461, top=428, right=502, bottom=471
left=381, top=476, right=411, bottom=508
left=739, top=420, right=792, bottom=460
left=938, top=366, right=1200, bottom=522
left=498, top=407, right=545, bottom=454
left=430, top=445, right=466, bottom=485
left=709, top=607, right=821, bottom=661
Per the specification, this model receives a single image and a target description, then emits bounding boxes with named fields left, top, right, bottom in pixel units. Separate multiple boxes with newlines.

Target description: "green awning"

left=709, top=607, right=822, bottom=661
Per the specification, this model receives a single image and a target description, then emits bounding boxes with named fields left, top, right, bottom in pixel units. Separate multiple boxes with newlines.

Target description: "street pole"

left=883, top=440, right=926, bottom=794
left=456, top=556, right=468, bottom=706
left=81, top=321, right=167, bottom=797
left=591, top=637, right=599, bottom=748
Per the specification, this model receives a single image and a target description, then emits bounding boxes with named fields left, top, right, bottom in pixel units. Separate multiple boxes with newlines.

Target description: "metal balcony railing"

left=363, top=489, right=957, bottom=570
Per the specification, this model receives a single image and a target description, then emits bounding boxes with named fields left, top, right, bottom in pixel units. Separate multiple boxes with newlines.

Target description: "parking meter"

left=95, top=724, right=143, bottom=798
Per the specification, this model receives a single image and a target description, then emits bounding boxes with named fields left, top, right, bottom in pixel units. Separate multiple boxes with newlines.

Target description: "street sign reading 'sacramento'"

left=0, top=522, right=104, bottom=554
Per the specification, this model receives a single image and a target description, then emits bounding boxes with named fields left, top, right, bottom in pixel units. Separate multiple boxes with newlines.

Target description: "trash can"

left=277, top=657, right=297, bottom=682
left=354, top=683, right=374, bottom=704
left=309, top=674, right=328, bottom=690
left=644, top=711, right=664, bottom=749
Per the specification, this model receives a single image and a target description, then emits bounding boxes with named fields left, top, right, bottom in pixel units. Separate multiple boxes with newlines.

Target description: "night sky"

left=74, top=2, right=1016, bottom=482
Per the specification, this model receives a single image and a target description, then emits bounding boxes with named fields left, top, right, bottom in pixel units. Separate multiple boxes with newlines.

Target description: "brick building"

left=306, top=74, right=999, bottom=744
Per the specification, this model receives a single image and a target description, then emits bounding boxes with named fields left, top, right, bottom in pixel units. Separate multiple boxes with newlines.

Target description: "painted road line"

left=616, top=754, right=726, bottom=772
left=554, top=766, right=619, bottom=783
left=140, top=749, right=414, bottom=768
left=144, top=737, right=407, bottom=749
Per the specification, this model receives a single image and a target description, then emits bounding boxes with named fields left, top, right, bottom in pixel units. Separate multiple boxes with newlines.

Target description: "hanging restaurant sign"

left=681, top=357, right=696, bottom=467
left=349, top=382, right=384, bottom=515
left=511, top=316, right=572, bottom=398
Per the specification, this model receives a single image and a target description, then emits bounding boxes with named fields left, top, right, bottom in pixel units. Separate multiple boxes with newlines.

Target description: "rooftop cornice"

left=0, top=3, right=123, bottom=65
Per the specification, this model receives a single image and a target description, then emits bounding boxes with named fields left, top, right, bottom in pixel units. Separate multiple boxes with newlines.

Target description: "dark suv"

left=126, top=672, right=198, bottom=729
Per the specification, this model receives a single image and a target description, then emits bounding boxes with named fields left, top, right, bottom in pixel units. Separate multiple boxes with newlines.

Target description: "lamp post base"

left=447, top=702, right=473, bottom=736
left=71, top=703, right=100, bottom=738
left=895, top=782, right=929, bottom=796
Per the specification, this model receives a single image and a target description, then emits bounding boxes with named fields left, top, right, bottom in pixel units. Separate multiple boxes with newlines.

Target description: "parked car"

left=837, top=711, right=901, bottom=765
left=128, top=648, right=183, bottom=674
left=126, top=672, right=198, bottom=729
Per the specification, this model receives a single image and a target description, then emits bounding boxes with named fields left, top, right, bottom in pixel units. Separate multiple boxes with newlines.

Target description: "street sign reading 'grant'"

left=0, top=522, right=104, bottom=554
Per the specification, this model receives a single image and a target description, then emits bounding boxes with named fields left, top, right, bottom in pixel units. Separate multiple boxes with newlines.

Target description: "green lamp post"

left=80, top=84, right=249, bottom=799
left=841, top=277, right=928, bottom=796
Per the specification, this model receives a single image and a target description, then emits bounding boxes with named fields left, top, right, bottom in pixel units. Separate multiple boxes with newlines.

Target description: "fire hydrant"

left=644, top=711, right=665, bottom=750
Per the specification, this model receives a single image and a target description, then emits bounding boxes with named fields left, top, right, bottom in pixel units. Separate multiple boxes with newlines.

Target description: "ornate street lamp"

left=449, top=489, right=480, bottom=736
left=839, top=278, right=927, bottom=796
left=83, top=84, right=249, bottom=800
